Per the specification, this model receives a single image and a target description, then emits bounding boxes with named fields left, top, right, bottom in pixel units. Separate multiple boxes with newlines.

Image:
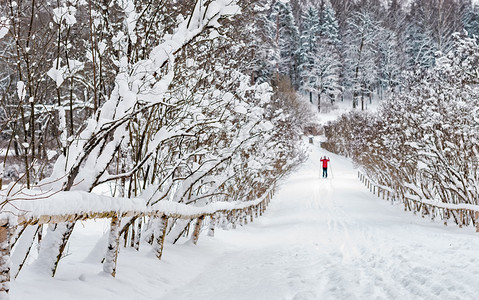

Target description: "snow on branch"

left=43, top=0, right=241, bottom=193
left=0, top=186, right=272, bottom=226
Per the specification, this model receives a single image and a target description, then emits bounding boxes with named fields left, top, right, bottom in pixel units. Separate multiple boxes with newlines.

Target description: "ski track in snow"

left=12, top=140, right=479, bottom=299
left=158, top=141, right=479, bottom=300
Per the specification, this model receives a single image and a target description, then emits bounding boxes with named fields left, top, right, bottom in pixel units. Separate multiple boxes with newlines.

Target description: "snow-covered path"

left=159, top=142, right=479, bottom=300
left=12, top=141, right=479, bottom=299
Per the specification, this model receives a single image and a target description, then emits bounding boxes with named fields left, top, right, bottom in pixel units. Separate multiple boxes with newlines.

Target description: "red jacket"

left=320, top=158, right=330, bottom=168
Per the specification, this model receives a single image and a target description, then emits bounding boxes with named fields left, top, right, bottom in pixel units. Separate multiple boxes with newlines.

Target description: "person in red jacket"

left=320, top=156, right=330, bottom=178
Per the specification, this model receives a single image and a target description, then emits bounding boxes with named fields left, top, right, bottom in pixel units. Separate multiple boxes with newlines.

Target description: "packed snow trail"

left=11, top=140, right=479, bottom=299
left=159, top=141, right=479, bottom=300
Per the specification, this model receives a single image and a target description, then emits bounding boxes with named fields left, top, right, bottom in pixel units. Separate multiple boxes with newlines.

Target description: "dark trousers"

left=322, top=167, right=328, bottom=178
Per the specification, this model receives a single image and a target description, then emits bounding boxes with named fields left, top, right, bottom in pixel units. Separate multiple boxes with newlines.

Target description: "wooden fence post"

left=192, top=215, right=205, bottom=245
left=123, top=224, right=129, bottom=248
left=208, top=214, right=216, bottom=237
left=0, top=221, right=11, bottom=298
left=103, top=213, right=121, bottom=277
left=238, top=210, right=244, bottom=226
left=232, top=210, right=237, bottom=229
left=134, top=218, right=142, bottom=251
left=154, top=215, right=169, bottom=260
left=357, top=173, right=479, bottom=232
left=459, top=210, right=463, bottom=228
left=130, top=219, right=136, bottom=248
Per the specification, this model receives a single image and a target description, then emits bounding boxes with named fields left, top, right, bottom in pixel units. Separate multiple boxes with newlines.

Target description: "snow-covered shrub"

left=325, top=34, right=479, bottom=207
left=0, top=0, right=310, bottom=278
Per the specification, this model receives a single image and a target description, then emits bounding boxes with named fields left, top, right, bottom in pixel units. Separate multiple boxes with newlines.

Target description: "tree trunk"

left=318, top=93, right=321, bottom=112
left=361, top=92, right=364, bottom=111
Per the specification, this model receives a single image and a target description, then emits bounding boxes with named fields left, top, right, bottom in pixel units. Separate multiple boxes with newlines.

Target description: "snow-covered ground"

left=11, top=138, right=479, bottom=299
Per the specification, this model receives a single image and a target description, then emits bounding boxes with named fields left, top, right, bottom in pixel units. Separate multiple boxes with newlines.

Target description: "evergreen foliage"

left=269, top=1, right=300, bottom=86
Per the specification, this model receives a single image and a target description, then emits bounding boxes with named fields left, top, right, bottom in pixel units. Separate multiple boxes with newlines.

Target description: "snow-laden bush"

left=0, top=0, right=310, bottom=279
left=325, top=34, right=479, bottom=207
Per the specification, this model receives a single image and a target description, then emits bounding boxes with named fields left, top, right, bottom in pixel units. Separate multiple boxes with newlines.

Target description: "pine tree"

left=298, top=4, right=341, bottom=111
left=343, top=10, right=379, bottom=110
left=317, top=0, right=342, bottom=106
left=462, top=2, right=479, bottom=39
left=320, top=0, right=341, bottom=46
left=270, top=1, right=300, bottom=87
left=385, top=0, right=409, bottom=89
left=376, top=27, right=401, bottom=95
left=252, top=3, right=280, bottom=84
left=298, top=6, right=320, bottom=103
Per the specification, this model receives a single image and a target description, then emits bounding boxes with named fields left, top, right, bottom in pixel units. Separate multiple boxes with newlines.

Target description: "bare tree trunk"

left=361, top=91, right=365, bottom=111
left=318, top=93, right=321, bottom=112
left=88, top=0, right=98, bottom=111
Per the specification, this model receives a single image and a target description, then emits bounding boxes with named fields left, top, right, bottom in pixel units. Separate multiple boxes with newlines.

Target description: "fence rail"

left=0, top=188, right=275, bottom=297
left=358, top=171, right=479, bottom=232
